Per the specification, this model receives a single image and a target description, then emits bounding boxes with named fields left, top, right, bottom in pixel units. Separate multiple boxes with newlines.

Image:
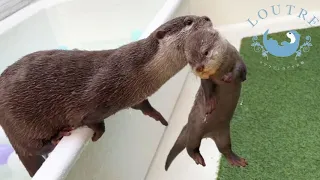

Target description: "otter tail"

left=165, top=125, right=187, bottom=171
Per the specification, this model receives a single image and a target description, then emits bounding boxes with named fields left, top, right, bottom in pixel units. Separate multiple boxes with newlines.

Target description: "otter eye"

left=204, top=51, right=209, bottom=56
left=184, top=19, right=193, bottom=26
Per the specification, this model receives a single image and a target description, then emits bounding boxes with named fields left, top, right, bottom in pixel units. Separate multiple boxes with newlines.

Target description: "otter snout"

left=192, top=63, right=219, bottom=79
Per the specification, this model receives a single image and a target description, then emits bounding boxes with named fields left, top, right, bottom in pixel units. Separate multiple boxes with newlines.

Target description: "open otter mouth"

left=193, top=66, right=220, bottom=79
left=193, top=59, right=222, bottom=79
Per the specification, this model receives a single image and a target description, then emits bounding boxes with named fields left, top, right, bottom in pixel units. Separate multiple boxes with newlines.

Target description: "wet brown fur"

left=165, top=29, right=248, bottom=170
left=0, top=15, right=213, bottom=177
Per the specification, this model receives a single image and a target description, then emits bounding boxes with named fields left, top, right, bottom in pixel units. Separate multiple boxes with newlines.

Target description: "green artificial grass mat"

left=217, top=26, right=320, bottom=180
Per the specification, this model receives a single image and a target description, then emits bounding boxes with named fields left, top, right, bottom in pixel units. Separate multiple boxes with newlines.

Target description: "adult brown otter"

left=165, top=29, right=248, bottom=171
left=0, top=15, right=213, bottom=177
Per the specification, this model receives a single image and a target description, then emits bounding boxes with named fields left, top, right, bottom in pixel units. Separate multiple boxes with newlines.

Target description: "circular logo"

left=250, top=29, right=312, bottom=71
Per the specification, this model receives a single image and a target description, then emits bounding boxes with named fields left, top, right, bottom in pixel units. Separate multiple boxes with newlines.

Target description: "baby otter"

left=185, top=28, right=246, bottom=113
left=0, top=15, right=214, bottom=177
left=165, top=29, right=247, bottom=171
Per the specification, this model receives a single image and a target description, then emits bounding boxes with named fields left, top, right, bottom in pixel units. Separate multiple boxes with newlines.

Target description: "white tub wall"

left=45, top=0, right=168, bottom=48
left=0, top=9, right=59, bottom=74
left=189, top=0, right=320, bottom=26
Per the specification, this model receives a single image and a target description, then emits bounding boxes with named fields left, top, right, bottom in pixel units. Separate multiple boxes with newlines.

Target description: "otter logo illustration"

left=263, top=29, right=300, bottom=57
left=251, top=29, right=312, bottom=60
left=246, top=5, right=316, bottom=71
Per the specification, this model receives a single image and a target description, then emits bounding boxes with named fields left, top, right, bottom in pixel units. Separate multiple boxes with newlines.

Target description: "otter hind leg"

left=131, top=99, right=168, bottom=126
left=211, top=126, right=247, bottom=167
left=185, top=122, right=206, bottom=166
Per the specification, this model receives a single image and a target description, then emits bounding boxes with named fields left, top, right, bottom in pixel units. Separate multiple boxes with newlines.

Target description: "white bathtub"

left=0, top=0, right=319, bottom=180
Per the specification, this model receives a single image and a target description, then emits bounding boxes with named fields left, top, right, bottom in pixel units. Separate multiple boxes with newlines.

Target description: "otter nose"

left=195, top=65, right=204, bottom=72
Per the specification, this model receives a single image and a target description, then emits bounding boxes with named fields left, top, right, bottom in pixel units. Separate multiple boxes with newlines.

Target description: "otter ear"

left=155, top=30, right=166, bottom=40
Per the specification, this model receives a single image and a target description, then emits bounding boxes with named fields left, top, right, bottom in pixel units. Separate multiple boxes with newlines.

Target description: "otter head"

left=184, top=29, right=228, bottom=79
left=145, top=15, right=214, bottom=84
left=151, top=15, right=213, bottom=41
left=150, top=15, right=213, bottom=61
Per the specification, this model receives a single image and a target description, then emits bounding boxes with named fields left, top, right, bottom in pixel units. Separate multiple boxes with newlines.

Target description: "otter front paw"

left=144, top=110, right=168, bottom=126
left=92, top=130, right=104, bottom=142
left=205, top=97, right=216, bottom=114
left=221, top=72, right=233, bottom=83
left=51, top=127, right=75, bottom=146
left=87, top=122, right=105, bottom=142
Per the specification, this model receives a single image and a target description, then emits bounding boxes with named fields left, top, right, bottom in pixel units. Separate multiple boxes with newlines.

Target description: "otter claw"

left=51, top=127, right=74, bottom=145
left=92, top=131, right=104, bottom=142
left=144, top=111, right=168, bottom=126
left=221, top=72, right=233, bottom=83
left=193, top=153, right=206, bottom=167
left=206, top=97, right=216, bottom=114
left=226, top=153, right=248, bottom=167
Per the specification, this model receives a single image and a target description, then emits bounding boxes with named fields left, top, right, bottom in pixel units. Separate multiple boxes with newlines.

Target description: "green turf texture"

left=217, top=26, right=320, bottom=180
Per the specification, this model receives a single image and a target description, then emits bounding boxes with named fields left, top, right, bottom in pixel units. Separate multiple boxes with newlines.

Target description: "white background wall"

left=188, top=0, right=320, bottom=25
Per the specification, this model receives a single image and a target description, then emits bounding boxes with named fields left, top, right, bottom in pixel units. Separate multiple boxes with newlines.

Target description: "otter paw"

left=92, top=130, right=104, bottom=142
left=87, top=122, right=105, bottom=142
left=221, top=72, right=233, bottom=83
left=205, top=97, right=216, bottom=114
left=51, top=127, right=75, bottom=145
left=226, top=153, right=248, bottom=167
left=192, top=153, right=206, bottom=167
left=144, top=111, right=168, bottom=126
